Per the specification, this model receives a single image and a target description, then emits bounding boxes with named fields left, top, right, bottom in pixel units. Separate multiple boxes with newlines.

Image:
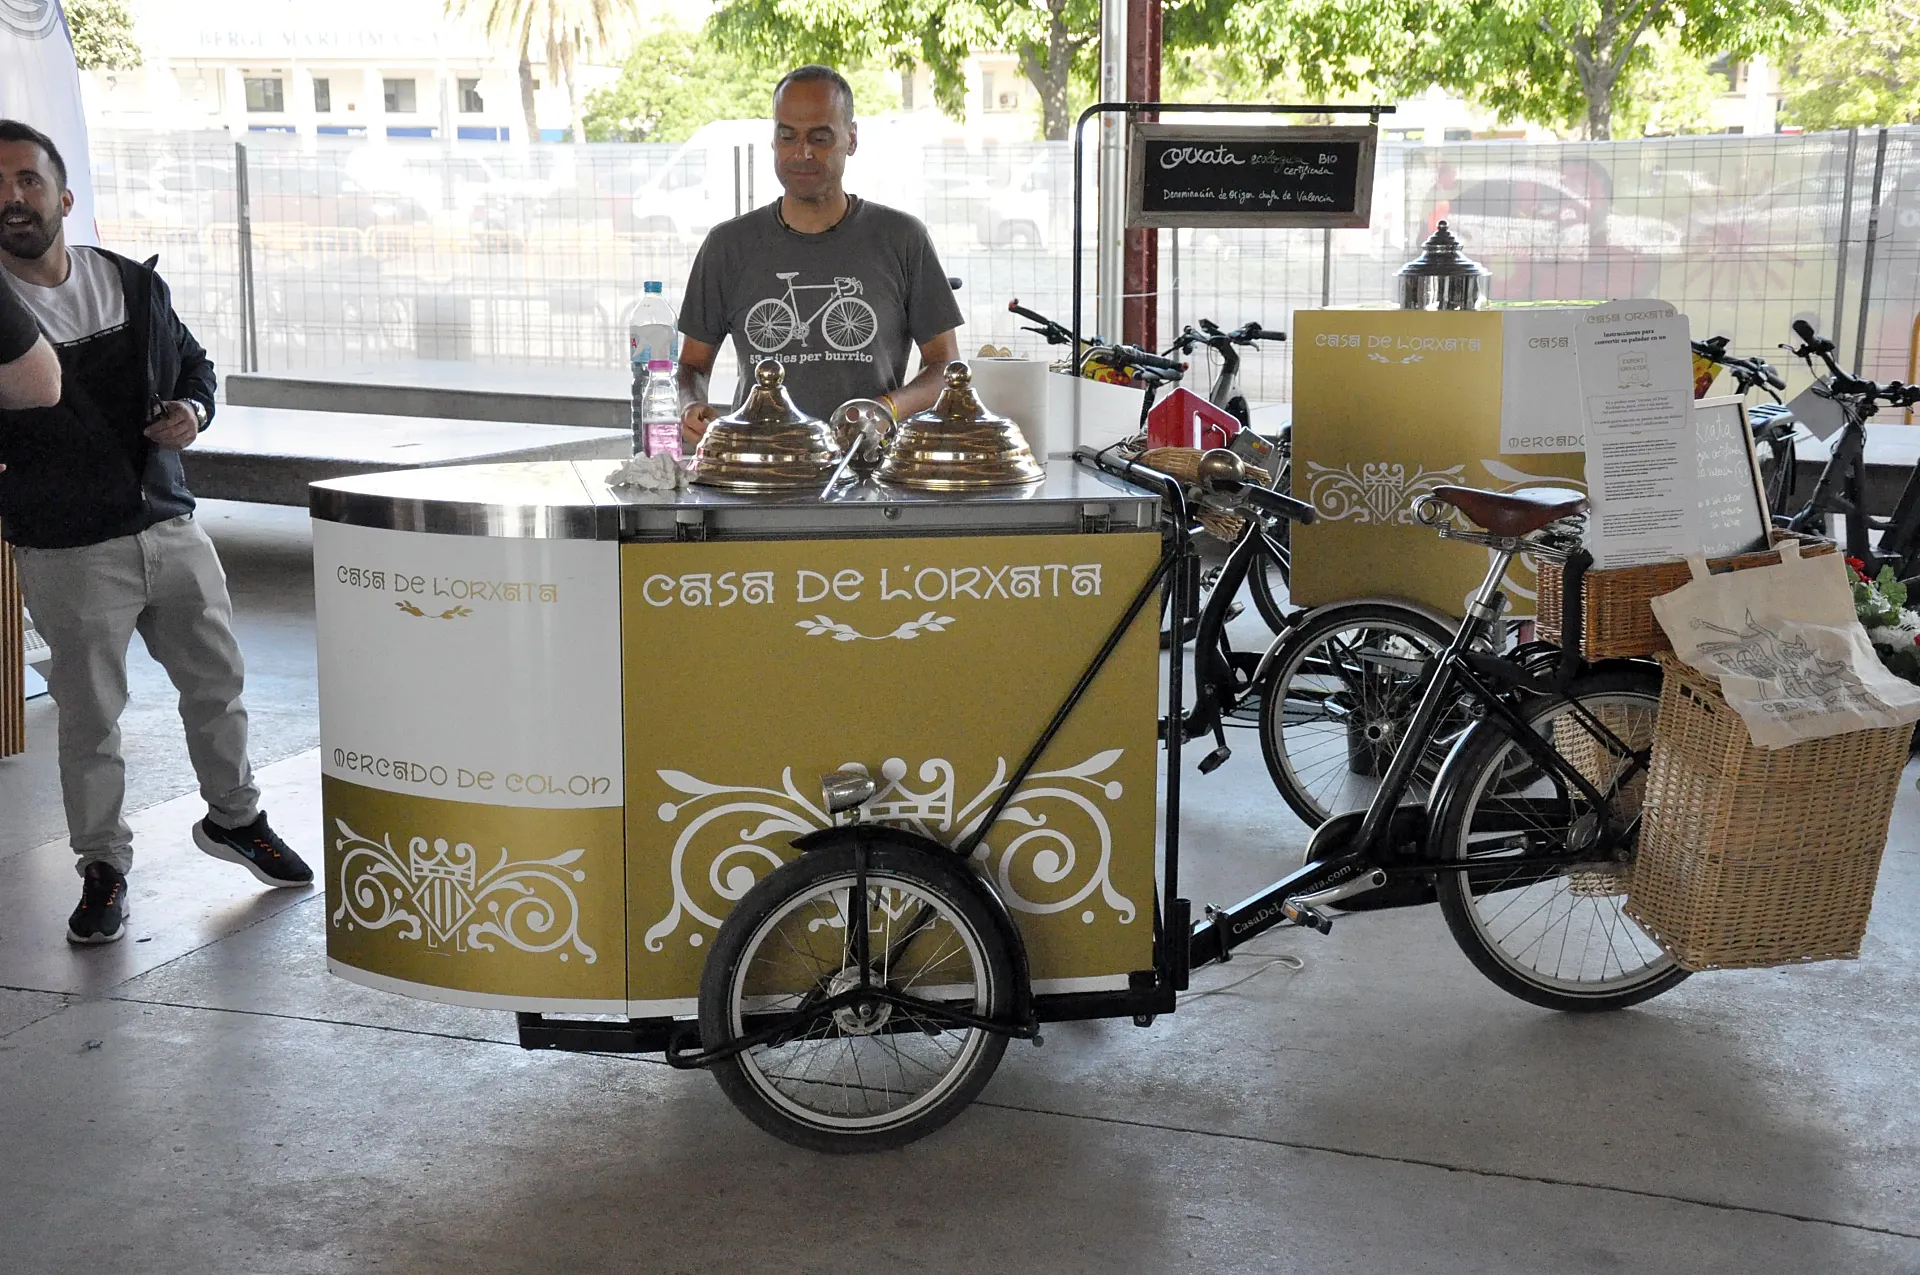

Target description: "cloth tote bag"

left=1648, top=540, right=1920, bottom=748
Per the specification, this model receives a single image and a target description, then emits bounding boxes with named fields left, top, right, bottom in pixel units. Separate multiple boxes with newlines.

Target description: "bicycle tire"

left=1258, top=600, right=1457, bottom=828
left=1430, top=664, right=1689, bottom=1013
left=699, top=840, right=1014, bottom=1153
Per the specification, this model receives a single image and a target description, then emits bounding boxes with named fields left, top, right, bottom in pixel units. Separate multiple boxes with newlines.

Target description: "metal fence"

left=87, top=126, right=1920, bottom=407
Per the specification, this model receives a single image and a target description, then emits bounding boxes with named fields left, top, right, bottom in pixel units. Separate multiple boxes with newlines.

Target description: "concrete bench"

left=225, top=360, right=633, bottom=430
left=181, top=405, right=632, bottom=507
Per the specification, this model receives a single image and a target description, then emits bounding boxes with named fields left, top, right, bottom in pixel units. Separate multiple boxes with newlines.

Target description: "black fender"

left=789, top=824, right=1033, bottom=1024
left=1424, top=656, right=1661, bottom=860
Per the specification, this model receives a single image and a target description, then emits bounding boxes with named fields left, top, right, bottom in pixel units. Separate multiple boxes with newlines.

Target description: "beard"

left=0, top=204, right=58, bottom=260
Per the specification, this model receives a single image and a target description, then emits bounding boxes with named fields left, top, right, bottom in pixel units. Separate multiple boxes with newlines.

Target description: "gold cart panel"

left=620, top=531, right=1163, bottom=1012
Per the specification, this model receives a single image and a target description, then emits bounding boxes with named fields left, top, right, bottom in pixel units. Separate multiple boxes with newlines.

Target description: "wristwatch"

left=186, top=399, right=209, bottom=430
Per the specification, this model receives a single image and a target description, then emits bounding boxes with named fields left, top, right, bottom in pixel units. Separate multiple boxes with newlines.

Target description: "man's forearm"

left=889, top=362, right=950, bottom=417
left=675, top=362, right=711, bottom=415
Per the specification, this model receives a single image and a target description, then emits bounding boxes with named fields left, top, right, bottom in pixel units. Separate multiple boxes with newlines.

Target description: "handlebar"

left=1237, top=484, right=1317, bottom=525
left=1692, top=336, right=1786, bottom=393
left=1783, top=321, right=1920, bottom=405
left=1169, top=320, right=1288, bottom=356
left=1008, top=298, right=1072, bottom=346
left=1112, top=344, right=1185, bottom=375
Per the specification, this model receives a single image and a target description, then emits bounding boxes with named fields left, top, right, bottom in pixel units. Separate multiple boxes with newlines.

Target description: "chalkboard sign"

left=1692, top=396, right=1771, bottom=558
left=1127, top=124, right=1376, bottom=229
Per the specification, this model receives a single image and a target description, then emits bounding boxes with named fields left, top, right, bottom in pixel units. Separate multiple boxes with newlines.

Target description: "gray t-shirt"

left=678, top=198, right=964, bottom=417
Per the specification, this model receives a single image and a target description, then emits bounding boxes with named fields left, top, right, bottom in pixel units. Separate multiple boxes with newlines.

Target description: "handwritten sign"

left=1693, top=396, right=1771, bottom=557
left=1127, top=124, right=1376, bottom=229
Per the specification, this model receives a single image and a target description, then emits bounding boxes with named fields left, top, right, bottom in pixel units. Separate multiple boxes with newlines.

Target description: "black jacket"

left=0, top=248, right=217, bottom=549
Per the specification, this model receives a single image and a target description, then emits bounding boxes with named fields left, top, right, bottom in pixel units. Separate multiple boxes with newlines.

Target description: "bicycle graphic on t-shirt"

left=744, top=273, right=878, bottom=353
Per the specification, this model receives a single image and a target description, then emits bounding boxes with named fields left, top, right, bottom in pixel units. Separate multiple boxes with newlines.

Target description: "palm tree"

left=445, top=0, right=634, bottom=142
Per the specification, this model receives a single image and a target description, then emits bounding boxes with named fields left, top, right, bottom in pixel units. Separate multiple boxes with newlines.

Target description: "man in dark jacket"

left=0, top=119, right=310, bottom=946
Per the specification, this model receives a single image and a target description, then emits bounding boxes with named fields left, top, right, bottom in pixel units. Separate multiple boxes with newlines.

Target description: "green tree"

left=67, top=0, right=142, bottom=71
left=708, top=0, right=1238, bottom=140
left=584, top=24, right=899, bottom=142
left=1781, top=0, right=1920, bottom=128
left=1612, top=29, right=1724, bottom=136
left=1219, top=0, right=1856, bottom=139
left=446, top=0, right=636, bottom=141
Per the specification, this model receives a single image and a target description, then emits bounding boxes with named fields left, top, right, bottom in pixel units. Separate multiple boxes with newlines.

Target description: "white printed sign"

left=1499, top=308, right=1586, bottom=453
left=1576, top=300, right=1701, bottom=568
left=313, top=522, right=624, bottom=808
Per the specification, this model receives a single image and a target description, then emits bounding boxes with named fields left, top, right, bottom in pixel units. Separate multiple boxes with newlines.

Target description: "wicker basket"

left=1537, top=531, right=1836, bottom=659
left=1624, top=656, right=1914, bottom=971
left=1137, top=447, right=1271, bottom=543
left=1555, top=702, right=1654, bottom=897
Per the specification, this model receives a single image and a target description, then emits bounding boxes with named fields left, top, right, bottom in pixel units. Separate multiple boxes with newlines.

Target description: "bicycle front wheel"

left=1246, top=455, right=1293, bottom=632
left=698, top=840, right=1014, bottom=1153
left=1258, top=601, right=1457, bottom=827
left=1430, top=665, right=1688, bottom=1012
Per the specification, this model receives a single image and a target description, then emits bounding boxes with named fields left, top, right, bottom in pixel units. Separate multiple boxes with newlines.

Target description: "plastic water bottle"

left=628, top=280, right=676, bottom=367
left=641, top=360, right=682, bottom=457
left=628, top=280, right=677, bottom=451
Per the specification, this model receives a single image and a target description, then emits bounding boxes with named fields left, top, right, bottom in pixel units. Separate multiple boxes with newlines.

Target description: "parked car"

left=1436, top=167, right=1684, bottom=256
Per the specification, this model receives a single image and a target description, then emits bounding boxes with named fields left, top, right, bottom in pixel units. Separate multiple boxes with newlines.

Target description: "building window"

left=384, top=78, right=417, bottom=113
left=313, top=78, right=332, bottom=113
left=458, top=78, right=484, bottom=113
left=244, top=77, right=285, bottom=113
left=982, top=71, right=1020, bottom=113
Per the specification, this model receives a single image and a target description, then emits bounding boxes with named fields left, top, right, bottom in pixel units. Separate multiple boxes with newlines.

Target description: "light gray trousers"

left=14, top=514, right=259, bottom=875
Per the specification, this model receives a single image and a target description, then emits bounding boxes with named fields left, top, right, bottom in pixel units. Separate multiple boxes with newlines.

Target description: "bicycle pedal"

left=1198, top=745, right=1232, bottom=774
left=1281, top=899, right=1334, bottom=935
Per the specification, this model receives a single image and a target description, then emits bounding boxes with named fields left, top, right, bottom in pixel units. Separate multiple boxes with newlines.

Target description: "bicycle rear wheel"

left=1258, top=601, right=1457, bottom=827
left=1430, top=665, right=1688, bottom=1012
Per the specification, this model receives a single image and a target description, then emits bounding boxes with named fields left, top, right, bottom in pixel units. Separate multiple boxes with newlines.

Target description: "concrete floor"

left=2, top=503, right=1918, bottom=1274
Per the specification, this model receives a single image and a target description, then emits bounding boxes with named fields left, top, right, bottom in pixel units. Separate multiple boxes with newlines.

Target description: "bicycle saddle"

left=775, top=271, right=799, bottom=280
left=1430, top=485, right=1588, bottom=536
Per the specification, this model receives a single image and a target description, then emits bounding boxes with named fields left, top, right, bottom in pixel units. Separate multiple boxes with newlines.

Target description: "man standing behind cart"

left=0, top=119, right=312, bottom=947
left=676, top=65, right=964, bottom=440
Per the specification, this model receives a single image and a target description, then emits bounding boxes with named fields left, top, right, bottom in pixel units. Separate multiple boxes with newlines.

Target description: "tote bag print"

left=1650, top=541, right=1920, bottom=748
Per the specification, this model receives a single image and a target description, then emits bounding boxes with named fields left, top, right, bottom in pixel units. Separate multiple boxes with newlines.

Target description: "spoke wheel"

left=744, top=298, right=798, bottom=352
left=1431, top=666, right=1689, bottom=1012
left=699, top=841, right=1014, bottom=1152
left=1258, top=601, right=1458, bottom=828
left=821, top=297, right=878, bottom=351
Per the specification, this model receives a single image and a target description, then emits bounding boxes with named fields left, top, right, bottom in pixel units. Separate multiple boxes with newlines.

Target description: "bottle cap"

left=643, top=280, right=664, bottom=294
left=646, top=359, right=673, bottom=371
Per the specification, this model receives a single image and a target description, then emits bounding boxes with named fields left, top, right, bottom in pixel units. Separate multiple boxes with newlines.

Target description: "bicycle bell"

left=876, top=361, right=1046, bottom=490
left=690, top=359, right=844, bottom=491
left=1397, top=220, right=1491, bottom=311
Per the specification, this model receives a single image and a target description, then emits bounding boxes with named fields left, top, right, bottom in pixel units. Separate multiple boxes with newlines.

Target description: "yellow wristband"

left=879, top=393, right=898, bottom=420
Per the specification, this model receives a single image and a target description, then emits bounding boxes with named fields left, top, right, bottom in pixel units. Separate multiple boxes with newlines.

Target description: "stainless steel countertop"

left=309, top=459, right=1163, bottom=540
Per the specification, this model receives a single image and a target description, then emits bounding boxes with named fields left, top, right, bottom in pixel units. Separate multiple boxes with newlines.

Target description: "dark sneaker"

left=68, top=862, right=129, bottom=945
left=193, top=813, right=313, bottom=888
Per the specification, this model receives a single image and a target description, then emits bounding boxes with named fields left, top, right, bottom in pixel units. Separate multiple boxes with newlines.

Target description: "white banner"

left=0, top=0, right=98, bottom=245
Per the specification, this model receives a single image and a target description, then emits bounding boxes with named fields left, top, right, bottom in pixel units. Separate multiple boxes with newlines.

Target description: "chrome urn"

left=1396, top=220, right=1492, bottom=311
left=875, top=361, right=1045, bottom=490
left=690, top=359, right=845, bottom=491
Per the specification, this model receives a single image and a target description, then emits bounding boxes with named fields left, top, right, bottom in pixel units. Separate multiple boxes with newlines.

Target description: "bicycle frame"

left=1185, top=531, right=1647, bottom=967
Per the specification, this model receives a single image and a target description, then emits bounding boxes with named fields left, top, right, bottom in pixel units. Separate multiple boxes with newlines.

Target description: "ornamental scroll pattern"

left=643, top=750, right=1136, bottom=952
left=330, top=820, right=598, bottom=964
left=1304, top=461, right=1465, bottom=525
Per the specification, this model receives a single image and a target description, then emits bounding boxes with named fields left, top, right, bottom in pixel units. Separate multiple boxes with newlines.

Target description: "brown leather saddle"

left=1428, top=485, right=1588, bottom=537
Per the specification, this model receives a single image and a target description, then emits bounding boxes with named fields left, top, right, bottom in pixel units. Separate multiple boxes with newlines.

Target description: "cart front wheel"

left=698, top=840, right=1015, bottom=1152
